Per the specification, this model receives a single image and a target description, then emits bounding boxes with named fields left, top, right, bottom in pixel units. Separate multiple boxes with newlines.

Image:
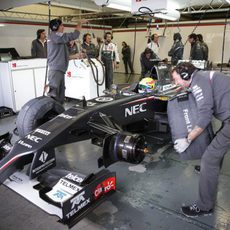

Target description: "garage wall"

left=0, top=22, right=111, bottom=57
left=113, top=19, right=230, bottom=74
left=0, top=19, right=229, bottom=75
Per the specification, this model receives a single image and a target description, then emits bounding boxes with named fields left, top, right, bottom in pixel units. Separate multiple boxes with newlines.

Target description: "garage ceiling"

left=0, top=0, right=229, bottom=27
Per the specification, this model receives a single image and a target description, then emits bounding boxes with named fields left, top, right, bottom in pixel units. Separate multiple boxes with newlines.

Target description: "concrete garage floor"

left=0, top=72, right=230, bottom=230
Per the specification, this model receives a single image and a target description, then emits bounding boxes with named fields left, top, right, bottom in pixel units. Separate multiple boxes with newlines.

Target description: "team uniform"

left=47, top=30, right=80, bottom=104
left=189, top=70, right=230, bottom=211
left=99, top=42, right=120, bottom=90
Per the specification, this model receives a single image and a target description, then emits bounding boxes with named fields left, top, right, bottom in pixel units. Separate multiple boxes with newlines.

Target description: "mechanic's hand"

left=174, top=138, right=191, bottom=153
left=76, top=19, right=88, bottom=30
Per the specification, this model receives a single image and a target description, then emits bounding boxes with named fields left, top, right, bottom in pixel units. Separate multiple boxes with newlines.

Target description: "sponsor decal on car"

left=18, top=140, right=32, bottom=149
left=65, top=173, right=84, bottom=183
left=65, top=191, right=90, bottom=218
left=125, top=102, right=147, bottom=117
left=58, top=178, right=82, bottom=195
left=32, top=157, right=55, bottom=174
left=39, top=151, right=48, bottom=163
left=94, top=177, right=116, bottom=199
left=34, top=128, right=51, bottom=136
left=58, top=114, right=74, bottom=119
left=25, top=134, right=42, bottom=143
left=9, top=174, right=23, bottom=184
left=47, top=189, right=70, bottom=203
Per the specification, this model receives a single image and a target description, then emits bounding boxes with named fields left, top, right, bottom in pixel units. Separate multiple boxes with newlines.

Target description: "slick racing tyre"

left=16, top=96, right=65, bottom=137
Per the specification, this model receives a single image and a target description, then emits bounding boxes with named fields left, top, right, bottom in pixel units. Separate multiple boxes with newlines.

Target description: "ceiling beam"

left=51, top=0, right=108, bottom=12
left=0, top=0, right=46, bottom=10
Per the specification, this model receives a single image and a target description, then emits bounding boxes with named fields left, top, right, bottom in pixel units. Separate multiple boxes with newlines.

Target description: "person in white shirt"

left=147, top=33, right=160, bottom=57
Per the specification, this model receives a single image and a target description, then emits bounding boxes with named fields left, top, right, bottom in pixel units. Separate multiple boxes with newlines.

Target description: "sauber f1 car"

left=0, top=64, right=180, bottom=226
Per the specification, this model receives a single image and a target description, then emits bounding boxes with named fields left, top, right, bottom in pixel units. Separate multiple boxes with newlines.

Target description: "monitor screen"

left=0, top=48, right=20, bottom=59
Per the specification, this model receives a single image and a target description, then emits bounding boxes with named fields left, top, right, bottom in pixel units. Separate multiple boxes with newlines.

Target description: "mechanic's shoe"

left=194, top=165, right=201, bottom=174
left=181, top=204, right=213, bottom=217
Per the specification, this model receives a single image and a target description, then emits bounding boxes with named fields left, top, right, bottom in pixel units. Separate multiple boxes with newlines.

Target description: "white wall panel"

left=0, top=22, right=110, bottom=57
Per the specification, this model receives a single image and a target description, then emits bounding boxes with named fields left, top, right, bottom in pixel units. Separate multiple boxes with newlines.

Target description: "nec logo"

left=25, top=134, right=42, bottom=143
left=58, top=114, right=73, bottom=119
left=125, top=102, right=147, bottom=117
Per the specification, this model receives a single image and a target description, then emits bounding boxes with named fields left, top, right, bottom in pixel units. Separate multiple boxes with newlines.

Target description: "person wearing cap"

left=47, top=18, right=84, bottom=104
left=171, top=62, right=230, bottom=217
left=168, top=32, right=184, bottom=65
left=31, top=29, right=47, bottom=58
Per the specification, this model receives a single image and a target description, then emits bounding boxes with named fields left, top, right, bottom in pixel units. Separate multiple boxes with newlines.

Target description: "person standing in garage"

left=188, top=33, right=204, bottom=60
left=171, top=62, right=230, bottom=217
left=121, top=41, right=134, bottom=74
left=140, top=48, right=158, bottom=80
left=197, top=34, right=209, bottom=61
left=168, top=32, right=184, bottom=65
left=47, top=18, right=84, bottom=104
left=81, top=33, right=97, bottom=58
left=31, top=29, right=47, bottom=58
left=147, top=33, right=160, bottom=57
left=99, top=32, right=120, bottom=90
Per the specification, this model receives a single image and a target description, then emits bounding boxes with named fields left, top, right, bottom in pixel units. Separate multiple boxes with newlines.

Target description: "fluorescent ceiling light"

left=0, top=24, right=5, bottom=27
left=154, top=9, right=180, bottom=21
left=225, top=0, right=230, bottom=4
left=107, top=3, right=131, bottom=11
left=94, top=0, right=131, bottom=11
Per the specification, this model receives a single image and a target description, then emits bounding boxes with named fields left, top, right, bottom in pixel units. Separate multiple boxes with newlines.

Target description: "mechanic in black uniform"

left=168, top=32, right=184, bottom=65
left=121, top=41, right=134, bottom=74
left=47, top=18, right=84, bottom=104
left=197, top=34, right=209, bottom=61
left=99, top=32, right=120, bottom=90
left=172, top=62, right=230, bottom=217
left=188, top=33, right=204, bottom=60
left=31, top=29, right=47, bottom=58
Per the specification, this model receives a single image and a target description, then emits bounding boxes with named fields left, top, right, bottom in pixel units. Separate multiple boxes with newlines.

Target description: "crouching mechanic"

left=47, top=18, right=84, bottom=104
left=171, top=62, right=230, bottom=217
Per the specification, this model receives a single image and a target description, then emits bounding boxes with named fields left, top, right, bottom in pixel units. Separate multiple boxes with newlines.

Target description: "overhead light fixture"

left=106, top=3, right=131, bottom=11
left=94, top=0, right=131, bottom=11
left=225, top=0, right=230, bottom=4
left=0, top=24, right=5, bottom=27
left=154, top=9, right=180, bottom=21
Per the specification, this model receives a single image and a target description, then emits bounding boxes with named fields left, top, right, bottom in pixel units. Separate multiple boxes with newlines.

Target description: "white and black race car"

left=0, top=64, right=182, bottom=226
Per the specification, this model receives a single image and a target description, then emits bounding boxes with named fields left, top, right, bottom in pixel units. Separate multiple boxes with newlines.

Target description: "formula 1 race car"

left=0, top=64, right=181, bottom=226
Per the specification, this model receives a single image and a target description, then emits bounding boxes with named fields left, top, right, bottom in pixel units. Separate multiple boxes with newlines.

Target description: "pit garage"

left=0, top=0, right=230, bottom=229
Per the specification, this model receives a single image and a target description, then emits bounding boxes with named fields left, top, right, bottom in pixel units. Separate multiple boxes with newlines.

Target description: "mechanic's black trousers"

left=102, top=59, right=113, bottom=90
